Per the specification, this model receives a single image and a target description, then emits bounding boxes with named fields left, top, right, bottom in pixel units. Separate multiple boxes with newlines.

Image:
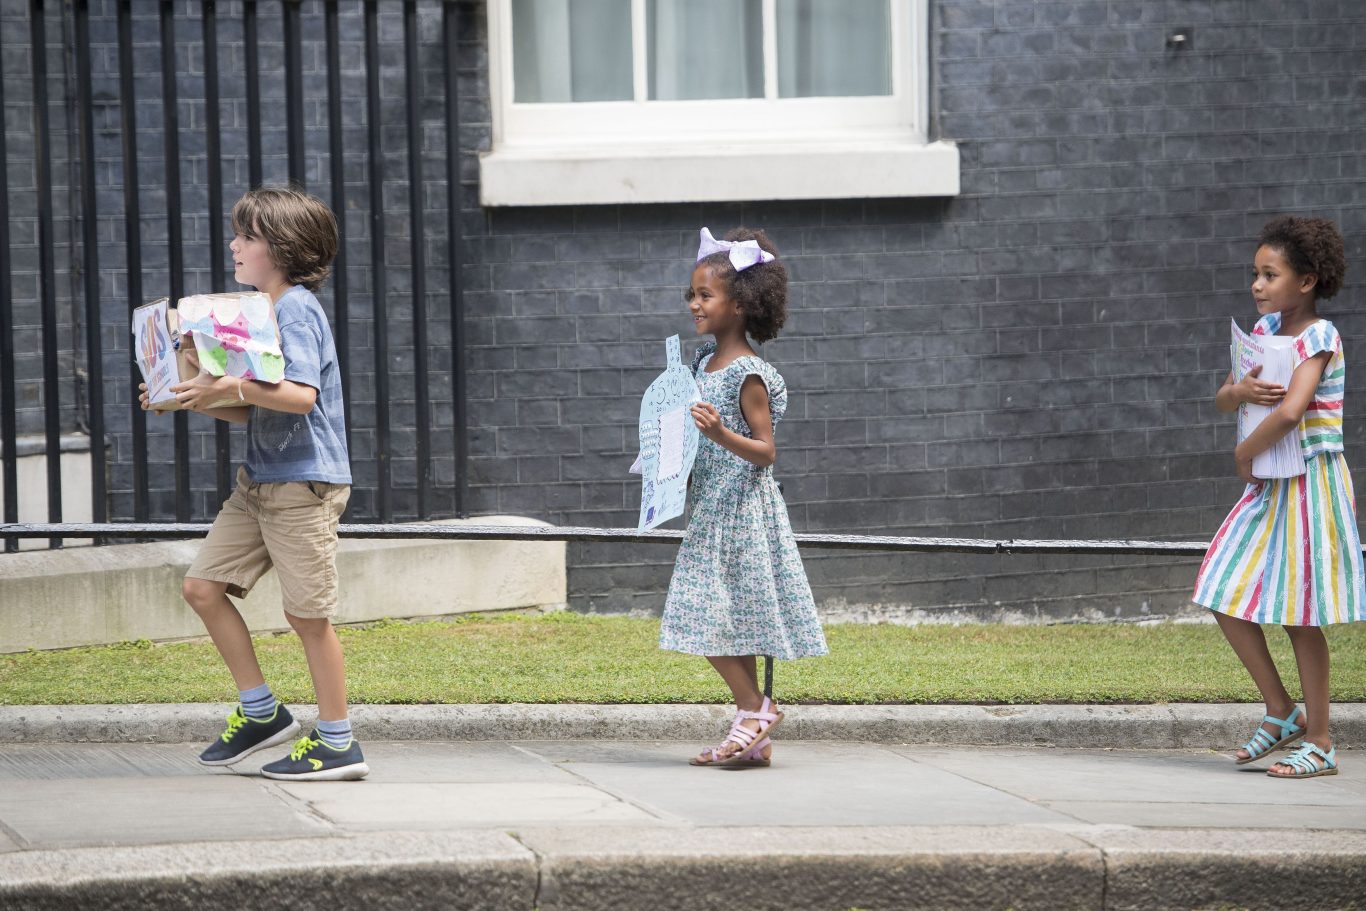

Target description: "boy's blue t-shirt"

left=244, top=285, right=352, bottom=485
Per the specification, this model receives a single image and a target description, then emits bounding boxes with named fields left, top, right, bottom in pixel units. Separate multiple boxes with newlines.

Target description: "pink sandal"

left=721, top=735, right=772, bottom=769
left=689, top=697, right=783, bottom=768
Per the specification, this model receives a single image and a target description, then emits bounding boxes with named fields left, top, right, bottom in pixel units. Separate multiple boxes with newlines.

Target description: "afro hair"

left=1258, top=215, right=1347, bottom=300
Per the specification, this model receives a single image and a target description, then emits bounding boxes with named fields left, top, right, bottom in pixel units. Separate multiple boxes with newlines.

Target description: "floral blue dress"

left=659, top=342, right=829, bottom=660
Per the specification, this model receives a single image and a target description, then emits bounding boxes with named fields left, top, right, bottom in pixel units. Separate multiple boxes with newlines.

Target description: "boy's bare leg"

left=287, top=614, right=349, bottom=722
left=182, top=577, right=265, bottom=690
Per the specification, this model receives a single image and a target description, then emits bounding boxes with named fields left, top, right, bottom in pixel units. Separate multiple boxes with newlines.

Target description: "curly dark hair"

left=696, top=227, right=788, bottom=343
left=1258, top=215, right=1347, bottom=300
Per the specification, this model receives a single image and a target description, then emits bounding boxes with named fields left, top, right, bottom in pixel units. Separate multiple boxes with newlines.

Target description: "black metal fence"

left=0, top=521, right=1223, bottom=556
left=0, top=0, right=469, bottom=552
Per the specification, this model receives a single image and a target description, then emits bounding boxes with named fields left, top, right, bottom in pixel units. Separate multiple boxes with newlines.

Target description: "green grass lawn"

left=2, top=613, right=1364, bottom=705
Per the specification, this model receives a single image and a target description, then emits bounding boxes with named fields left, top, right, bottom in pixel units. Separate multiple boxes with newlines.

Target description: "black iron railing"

left=0, top=0, right=469, bottom=553
left=0, top=523, right=1221, bottom=557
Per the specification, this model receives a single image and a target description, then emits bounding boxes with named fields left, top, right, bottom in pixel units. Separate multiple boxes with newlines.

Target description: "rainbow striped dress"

left=1194, top=314, right=1364, bottom=626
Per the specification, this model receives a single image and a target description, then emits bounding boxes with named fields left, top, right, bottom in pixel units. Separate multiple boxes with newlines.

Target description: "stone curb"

left=0, top=831, right=534, bottom=911
left=1, top=703, right=1363, bottom=748
left=2, top=826, right=1365, bottom=911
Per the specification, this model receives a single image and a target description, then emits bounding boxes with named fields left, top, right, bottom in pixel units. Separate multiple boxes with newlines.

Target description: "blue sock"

left=316, top=717, right=353, bottom=750
left=239, top=683, right=277, bottom=721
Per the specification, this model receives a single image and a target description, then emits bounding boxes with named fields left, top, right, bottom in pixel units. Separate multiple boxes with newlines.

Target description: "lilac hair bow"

left=696, top=227, right=775, bottom=272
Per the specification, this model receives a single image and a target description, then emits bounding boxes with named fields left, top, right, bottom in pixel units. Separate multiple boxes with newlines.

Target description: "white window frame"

left=480, top=0, right=959, bottom=205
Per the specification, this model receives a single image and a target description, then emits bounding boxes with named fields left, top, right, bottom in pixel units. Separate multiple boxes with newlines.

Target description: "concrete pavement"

left=1, top=730, right=1364, bottom=909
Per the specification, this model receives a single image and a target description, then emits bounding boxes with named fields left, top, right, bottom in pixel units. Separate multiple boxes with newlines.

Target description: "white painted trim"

left=630, top=0, right=647, bottom=102
left=487, top=0, right=511, bottom=148
left=481, top=0, right=951, bottom=205
left=489, top=0, right=927, bottom=140
left=910, top=0, right=930, bottom=138
left=762, top=0, right=777, bottom=101
left=479, top=140, right=959, bottom=206
left=502, top=95, right=913, bottom=145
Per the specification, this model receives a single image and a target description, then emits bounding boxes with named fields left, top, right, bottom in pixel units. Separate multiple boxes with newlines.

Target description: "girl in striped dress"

left=1194, top=216, right=1357, bottom=779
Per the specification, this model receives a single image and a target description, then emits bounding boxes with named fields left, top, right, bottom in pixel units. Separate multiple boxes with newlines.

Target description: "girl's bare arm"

left=691, top=375, right=777, bottom=468
left=1234, top=352, right=1330, bottom=461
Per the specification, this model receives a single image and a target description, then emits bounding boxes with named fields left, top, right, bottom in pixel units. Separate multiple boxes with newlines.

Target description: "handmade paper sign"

left=131, top=297, right=196, bottom=410
left=632, top=335, right=702, bottom=531
left=1231, top=318, right=1304, bottom=479
left=177, top=291, right=284, bottom=385
left=132, top=297, right=178, bottom=405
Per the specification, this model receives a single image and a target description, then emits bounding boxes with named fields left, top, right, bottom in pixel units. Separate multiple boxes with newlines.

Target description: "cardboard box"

left=133, top=292, right=286, bottom=413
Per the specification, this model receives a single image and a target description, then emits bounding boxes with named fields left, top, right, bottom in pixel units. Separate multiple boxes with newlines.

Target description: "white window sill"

left=478, top=139, right=959, bottom=207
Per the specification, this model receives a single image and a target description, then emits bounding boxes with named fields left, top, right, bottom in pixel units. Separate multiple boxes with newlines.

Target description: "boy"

left=140, top=185, right=365, bottom=780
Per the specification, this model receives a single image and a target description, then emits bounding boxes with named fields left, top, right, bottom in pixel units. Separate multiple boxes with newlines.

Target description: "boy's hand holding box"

left=132, top=297, right=198, bottom=410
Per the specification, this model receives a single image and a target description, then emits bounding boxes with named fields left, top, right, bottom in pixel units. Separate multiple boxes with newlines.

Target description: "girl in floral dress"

left=662, top=227, right=828, bottom=768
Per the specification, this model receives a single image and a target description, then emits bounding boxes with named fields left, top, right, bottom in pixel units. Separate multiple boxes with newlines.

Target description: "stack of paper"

left=1231, top=319, right=1304, bottom=479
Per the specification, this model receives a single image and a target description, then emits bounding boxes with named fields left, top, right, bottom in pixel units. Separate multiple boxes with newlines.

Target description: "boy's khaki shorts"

left=187, top=467, right=350, bottom=619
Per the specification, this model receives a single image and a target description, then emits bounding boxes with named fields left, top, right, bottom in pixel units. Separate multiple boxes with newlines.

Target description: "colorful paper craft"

left=177, top=291, right=284, bottom=384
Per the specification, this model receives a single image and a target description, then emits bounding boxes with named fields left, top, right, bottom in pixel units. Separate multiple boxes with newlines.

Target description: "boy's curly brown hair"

left=230, top=185, right=339, bottom=292
left=1258, top=215, right=1347, bottom=300
left=696, top=227, right=788, bottom=343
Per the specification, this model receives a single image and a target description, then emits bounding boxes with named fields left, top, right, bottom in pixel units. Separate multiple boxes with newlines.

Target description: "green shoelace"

left=289, top=735, right=321, bottom=761
left=219, top=708, right=248, bottom=743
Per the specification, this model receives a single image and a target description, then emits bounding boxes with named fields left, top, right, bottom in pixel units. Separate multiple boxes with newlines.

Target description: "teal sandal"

left=1268, top=742, right=1338, bottom=779
left=1235, top=706, right=1305, bottom=765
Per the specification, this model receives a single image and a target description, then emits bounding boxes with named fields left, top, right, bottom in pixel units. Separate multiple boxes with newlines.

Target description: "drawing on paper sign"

left=131, top=297, right=179, bottom=405
left=631, top=336, right=702, bottom=531
left=177, top=291, right=285, bottom=384
left=656, top=407, right=689, bottom=481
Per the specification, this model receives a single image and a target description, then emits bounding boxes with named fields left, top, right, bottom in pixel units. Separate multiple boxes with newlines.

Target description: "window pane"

left=512, top=0, right=633, bottom=103
left=777, top=0, right=891, bottom=98
left=647, top=0, right=762, bottom=101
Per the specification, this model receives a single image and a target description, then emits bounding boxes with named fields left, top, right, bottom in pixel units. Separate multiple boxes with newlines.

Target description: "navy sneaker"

left=198, top=704, right=301, bottom=767
left=260, top=731, right=370, bottom=781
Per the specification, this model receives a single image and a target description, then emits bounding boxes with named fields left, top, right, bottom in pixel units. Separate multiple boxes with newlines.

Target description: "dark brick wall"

left=4, top=0, right=1365, bottom=622
left=463, top=0, right=1366, bottom=620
